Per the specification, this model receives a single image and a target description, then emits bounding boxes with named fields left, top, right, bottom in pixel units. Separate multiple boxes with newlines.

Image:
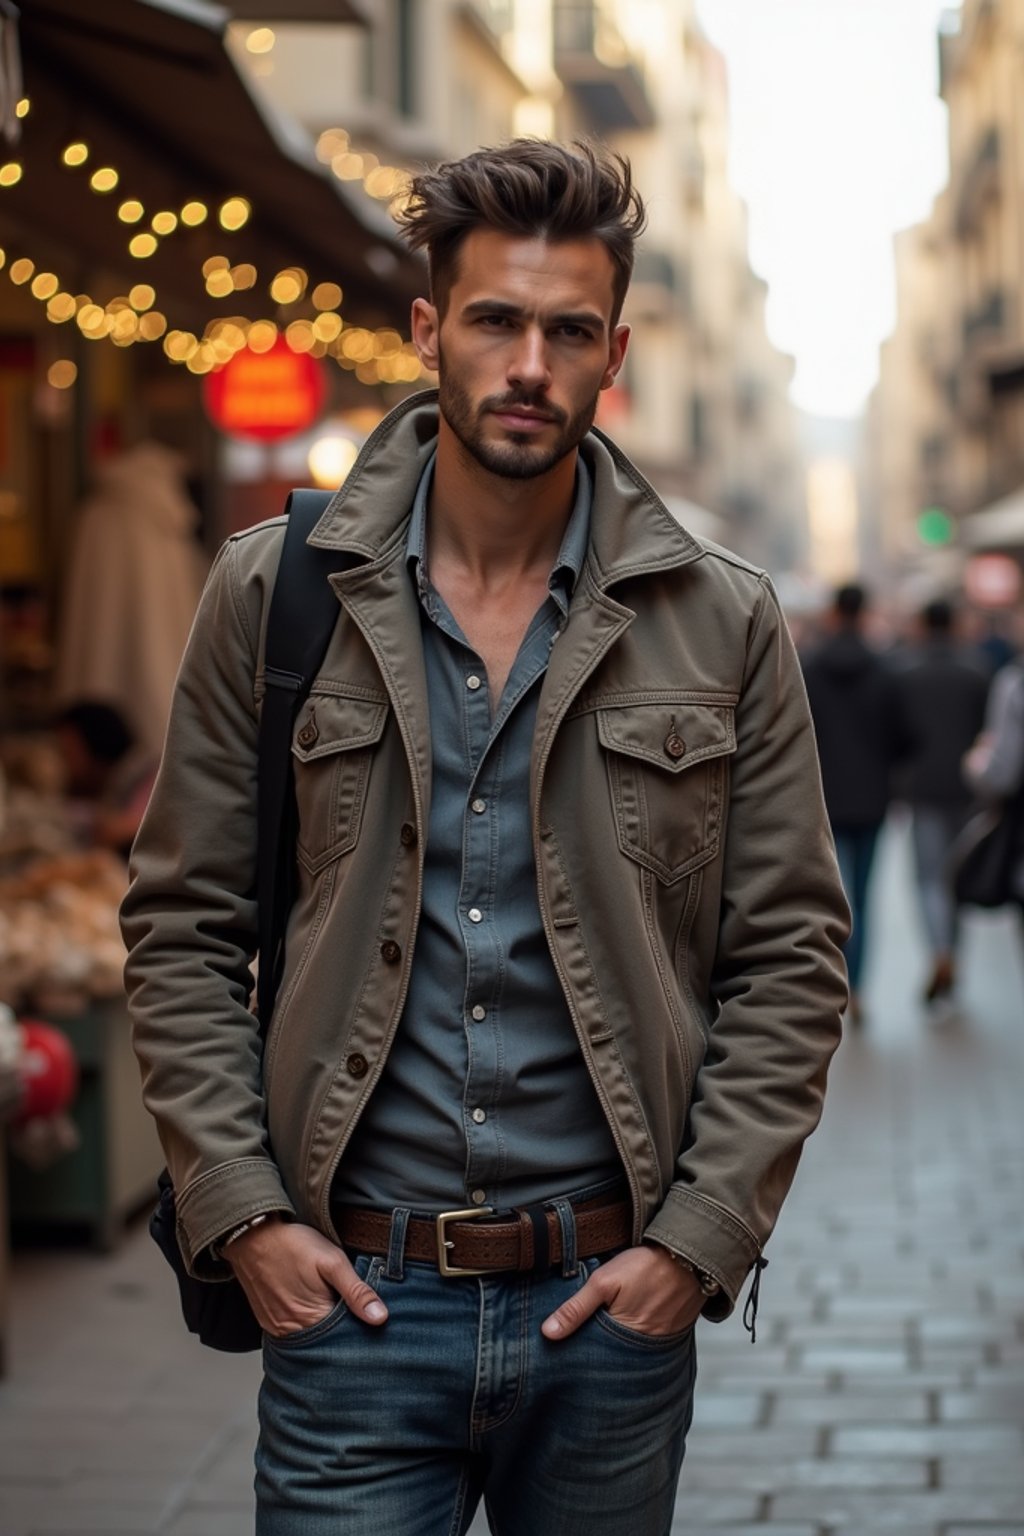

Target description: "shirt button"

left=471, top=1005, right=487, bottom=1022
left=346, top=1052, right=368, bottom=1078
left=471, top=1188, right=487, bottom=1205
left=380, top=939, right=402, bottom=964
left=400, top=822, right=417, bottom=847
left=471, top=1108, right=487, bottom=1124
left=467, top=907, right=483, bottom=924
left=471, top=798, right=487, bottom=815
left=466, top=674, right=483, bottom=691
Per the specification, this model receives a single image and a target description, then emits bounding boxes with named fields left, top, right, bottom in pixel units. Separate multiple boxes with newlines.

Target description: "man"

left=122, top=141, right=848, bottom=1536
left=892, top=598, right=990, bottom=1004
left=802, top=583, right=905, bottom=1024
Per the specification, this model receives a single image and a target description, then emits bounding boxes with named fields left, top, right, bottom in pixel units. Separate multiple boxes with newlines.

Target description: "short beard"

left=437, top=357, right=599, bottom=481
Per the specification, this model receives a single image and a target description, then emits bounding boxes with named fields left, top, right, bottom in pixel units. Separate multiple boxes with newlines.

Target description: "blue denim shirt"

left=333, top=453, right=621, bottom=1211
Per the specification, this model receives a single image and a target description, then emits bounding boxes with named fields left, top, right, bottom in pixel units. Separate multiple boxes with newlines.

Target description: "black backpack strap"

left=256, top=489, right=338, bottom=1029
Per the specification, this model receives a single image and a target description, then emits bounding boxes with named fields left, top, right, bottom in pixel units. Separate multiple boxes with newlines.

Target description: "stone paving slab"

left=1, top=815, right=1022, bottom=1534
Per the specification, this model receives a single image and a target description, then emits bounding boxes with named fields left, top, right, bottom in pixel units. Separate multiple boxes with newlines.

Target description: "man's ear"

left=600, top=323, right=630, bottom=391
left=411, top=297, right=440, bottom=373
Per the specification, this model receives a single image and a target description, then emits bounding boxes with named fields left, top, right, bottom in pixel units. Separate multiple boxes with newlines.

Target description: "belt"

left=334, top=1194, right=631, bottom=1278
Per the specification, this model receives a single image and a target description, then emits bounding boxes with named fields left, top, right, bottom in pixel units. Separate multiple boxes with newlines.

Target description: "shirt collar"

left=406, top=451, right=592, bottom=617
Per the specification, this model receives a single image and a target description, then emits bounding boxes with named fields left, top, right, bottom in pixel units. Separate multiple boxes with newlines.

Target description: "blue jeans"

left=255, top=1211, right=697, bottom=1535
left=832, top=823, right=881, bottom=991
left=911, top=804, right=967, bottom=955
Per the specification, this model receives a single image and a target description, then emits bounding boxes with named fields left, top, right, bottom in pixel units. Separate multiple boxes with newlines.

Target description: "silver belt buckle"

left=435, top=1206, right=495, bottom=1277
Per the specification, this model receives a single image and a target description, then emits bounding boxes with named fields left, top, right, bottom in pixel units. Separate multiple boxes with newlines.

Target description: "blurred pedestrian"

left=962, top=654, right=1024, bottom=924
left=121, top=140, right=848, bottom=1536
left=892, top=599, right=990, bottom=1004
left=55, top=700, right=157, bottom=859
left=803, top=583, right=904, bottom=1023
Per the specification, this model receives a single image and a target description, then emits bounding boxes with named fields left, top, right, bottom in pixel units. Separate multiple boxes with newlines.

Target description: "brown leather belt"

left=334, top=1194, right=631, bottom=1277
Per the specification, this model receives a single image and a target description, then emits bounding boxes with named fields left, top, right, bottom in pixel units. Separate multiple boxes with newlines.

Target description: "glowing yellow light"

left=9, top=258, right=34, bottom=285
left=219, top=197, right=251, bottom=231
left=186, top=343, right=217, bottom=375
left=15, top=99, right=29, bottom=119
left=63, top=142, right=89, bottom=167
left=206, top=270, right=234, bottom=298
left=247, top=320, right=278, bottom=354
left=285, top=320, right=316, bottom=353
left=139, top=311, right=167, bottom=341
left=112, top=309, right=139, bottom=341
left=118, top=199, right=144, bottom=223
left=340, top=327, right=374, bottom=363
left=0, top=162, right=23, bottom=187
left=129, top=233, right=158, bottom=258
left=76, top=303, right=104, bottom=330
left=373, top=329, right=403, bottom=357
left=0, top=249, right=5, bottom=269
left=213, top=321, right=246, bottom=351
left=164, top=330, right=198, bottom=363
left=308, top=434, right=359, bottom=489
left=30, top=272, right=59, bottom=301
left=151, top=210, right=178, bottom=235
left=312, top=281, right=342, bottom=311
left=230, top=263, right=257, bottom=290
left=90, top=167, right=119, bottom=193
left=331, top=152, right=364, bottom=181
left=129, top=284, right=155, bottom=311
left=312, top=313, right=342, bottom=343
left=270, top=271, right=303, bottom=305
left=364, top=166, right=406, bottom=199
left=47, top=292, right=77, bottom=323
left=316, top=128, right=349, bottom=163
left=47, top=360, right=77, bottom=389
left=246, top=26, right=275, bottom=53
left=180, top=200, right=207, bottom=226
left=202, top=255, right=230, bottom=278
left=356, top=360, right=379, bottom=386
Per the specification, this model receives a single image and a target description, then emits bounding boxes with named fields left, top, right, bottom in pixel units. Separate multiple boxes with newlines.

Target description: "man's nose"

left=507, top=327, right=551, bottom=391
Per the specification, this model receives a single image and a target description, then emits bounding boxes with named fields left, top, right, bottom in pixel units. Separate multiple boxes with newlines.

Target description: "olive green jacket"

left=121, top=391, right=848, bottom=1316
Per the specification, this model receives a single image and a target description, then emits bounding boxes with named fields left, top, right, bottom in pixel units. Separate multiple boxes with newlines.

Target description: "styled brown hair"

left=396, top=138, right=647, bottom=325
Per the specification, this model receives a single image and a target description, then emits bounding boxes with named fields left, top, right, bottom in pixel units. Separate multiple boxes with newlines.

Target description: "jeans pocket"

left=592, top=1309, right=696, bottom=1350
left=263, top=1254, right=381, bottom=1350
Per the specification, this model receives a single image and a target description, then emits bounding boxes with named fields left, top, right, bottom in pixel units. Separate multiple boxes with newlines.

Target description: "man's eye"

left=558, top=325, right=590, bottom=340
left=480, top=314, right=512, bottom=327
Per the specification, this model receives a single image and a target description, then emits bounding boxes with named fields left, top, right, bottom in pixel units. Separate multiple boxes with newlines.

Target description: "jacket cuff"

left=643, top=1186, right=761, bottom=1320
left=175, top=1158, right=296, bottom=1278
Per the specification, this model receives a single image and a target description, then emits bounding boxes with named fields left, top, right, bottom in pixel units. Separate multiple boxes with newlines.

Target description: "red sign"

left=203, top=337, right=328, bottom=442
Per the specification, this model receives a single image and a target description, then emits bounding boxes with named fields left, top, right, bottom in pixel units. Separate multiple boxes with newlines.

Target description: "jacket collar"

left=308, top=390, right=705, bottom=589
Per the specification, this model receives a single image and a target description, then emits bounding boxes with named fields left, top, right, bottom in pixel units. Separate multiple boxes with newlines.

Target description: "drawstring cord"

left=742, top=1255, right=769, bottom=1343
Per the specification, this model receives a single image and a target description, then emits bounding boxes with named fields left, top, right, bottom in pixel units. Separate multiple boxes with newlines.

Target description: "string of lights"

left=0, top=96, right=427, bottom=392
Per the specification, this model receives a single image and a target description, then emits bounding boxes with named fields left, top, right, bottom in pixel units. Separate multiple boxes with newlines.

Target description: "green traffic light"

left=917, top=508, right=953, bottom=546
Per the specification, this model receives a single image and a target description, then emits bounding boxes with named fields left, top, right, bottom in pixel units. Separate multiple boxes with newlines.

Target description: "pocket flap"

left=291, top=695, right=388, bottom=763
left=597, top=702, right=736, bottom=774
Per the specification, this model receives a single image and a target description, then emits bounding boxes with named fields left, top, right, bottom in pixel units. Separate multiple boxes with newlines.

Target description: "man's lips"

left=491, top=408, right=557, bottom=430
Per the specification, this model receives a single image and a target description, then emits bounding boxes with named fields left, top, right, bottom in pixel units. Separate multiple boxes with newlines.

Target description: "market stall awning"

left=7, top=0, right=424, bottom=329
left=963, top=486, right=1024, bottom=551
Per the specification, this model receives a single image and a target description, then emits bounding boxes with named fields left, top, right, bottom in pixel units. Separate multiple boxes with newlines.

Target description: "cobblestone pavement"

left=1, top=816, right=1022, bottom=1535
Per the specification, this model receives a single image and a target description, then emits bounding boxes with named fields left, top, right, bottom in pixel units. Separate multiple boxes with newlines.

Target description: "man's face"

left=412, top=229, right=629, bottom=481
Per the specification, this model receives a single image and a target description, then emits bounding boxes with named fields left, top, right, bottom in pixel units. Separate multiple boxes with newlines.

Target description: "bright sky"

left=695, top=0, right=958, bottom=419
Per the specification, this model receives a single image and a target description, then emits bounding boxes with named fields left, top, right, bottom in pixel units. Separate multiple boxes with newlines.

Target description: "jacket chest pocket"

left=598, top=702, right=736, bottom=884
left=291, top=693, right=389, bottom=874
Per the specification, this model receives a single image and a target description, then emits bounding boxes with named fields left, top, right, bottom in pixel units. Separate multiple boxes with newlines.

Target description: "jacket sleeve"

left=964, top=665, right=1024, bottom=801
left=644, top=575, right=850, bottom=1314
left=120, top=535, right=294, bottom=1276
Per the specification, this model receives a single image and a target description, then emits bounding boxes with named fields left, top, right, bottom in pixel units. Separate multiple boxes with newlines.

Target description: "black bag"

left=949, top=797, right=1023, bottom=909
left=149, top=488, right=339, bottom=1351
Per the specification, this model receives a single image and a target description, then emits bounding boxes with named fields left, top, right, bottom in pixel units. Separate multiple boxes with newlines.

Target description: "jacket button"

left=346, top=1053, right=368, bottom=1078
left=400, top=822, right=417, bottom=847
left=664, top=733, right=687, bottom=760
left=380, top=939, right=402, bottom=965
left=297, top=717, right=319, bottom=749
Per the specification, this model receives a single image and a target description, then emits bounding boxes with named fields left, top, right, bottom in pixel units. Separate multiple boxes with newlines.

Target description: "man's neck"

left=427, top=418, right=578, bottom=587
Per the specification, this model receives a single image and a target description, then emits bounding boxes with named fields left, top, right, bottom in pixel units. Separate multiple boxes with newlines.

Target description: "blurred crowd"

left=799, top=587, right=1024, bottom=1024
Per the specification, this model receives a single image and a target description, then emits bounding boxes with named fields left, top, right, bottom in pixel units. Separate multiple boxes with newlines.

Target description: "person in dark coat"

left=891, top=599, right=991, bottom=1004
left=803, top=583, right=904, bottom=1023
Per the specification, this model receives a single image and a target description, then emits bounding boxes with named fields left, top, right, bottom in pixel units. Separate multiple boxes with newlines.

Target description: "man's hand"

left=225, top=1216, right=388, bottom=1337
left=541, top=1243, right=704, bottom=1340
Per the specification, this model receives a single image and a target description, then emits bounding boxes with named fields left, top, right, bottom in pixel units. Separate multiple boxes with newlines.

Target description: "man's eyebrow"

left=461, top=299, right=606, bottom=329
